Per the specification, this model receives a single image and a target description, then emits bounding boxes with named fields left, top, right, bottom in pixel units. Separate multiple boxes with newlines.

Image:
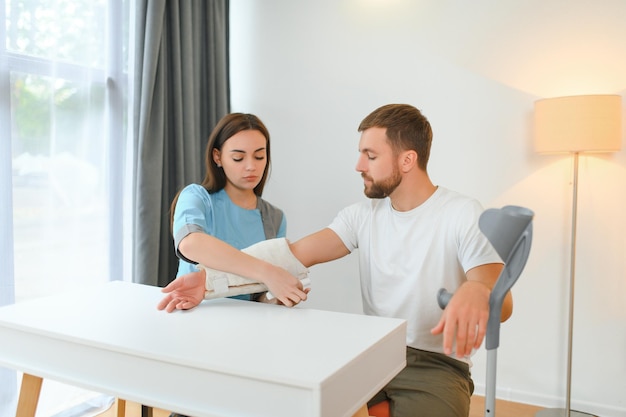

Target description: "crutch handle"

left=437, top=288, right=453, bottom=310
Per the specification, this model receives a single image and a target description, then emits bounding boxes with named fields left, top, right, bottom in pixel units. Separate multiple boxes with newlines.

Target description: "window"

left=1, top=0, right=130, bottom=414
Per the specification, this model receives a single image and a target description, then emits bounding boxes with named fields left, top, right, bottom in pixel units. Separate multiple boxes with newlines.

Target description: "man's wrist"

left=464, top=280, right=492, bottom=293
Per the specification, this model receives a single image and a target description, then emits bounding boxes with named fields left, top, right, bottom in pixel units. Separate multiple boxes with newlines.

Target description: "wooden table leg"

left=16, top=374, right=43, bottom=417
left=115, top=398, right=126, bottom=417
left=352, top=403, right=371, bottom=417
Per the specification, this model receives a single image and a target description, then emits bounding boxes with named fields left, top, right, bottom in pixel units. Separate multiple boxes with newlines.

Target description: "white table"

left=0, top=281, right=406, bottom=417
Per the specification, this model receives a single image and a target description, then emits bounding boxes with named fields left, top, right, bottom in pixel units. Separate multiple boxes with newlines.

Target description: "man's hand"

left=430, top=280, right=491, bottom=357
left=157, top=269, right=206, bottom=312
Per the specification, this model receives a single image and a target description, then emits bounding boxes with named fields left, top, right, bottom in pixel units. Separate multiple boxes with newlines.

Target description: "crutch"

left=438, top=205, right=534, bottom=417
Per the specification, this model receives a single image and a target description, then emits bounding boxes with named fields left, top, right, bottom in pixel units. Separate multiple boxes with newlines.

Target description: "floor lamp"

left=533, top=95, right=622, bottom=417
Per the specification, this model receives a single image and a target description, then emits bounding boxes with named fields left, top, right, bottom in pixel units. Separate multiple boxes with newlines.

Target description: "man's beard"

left=362, top=167, right=402, bottom=199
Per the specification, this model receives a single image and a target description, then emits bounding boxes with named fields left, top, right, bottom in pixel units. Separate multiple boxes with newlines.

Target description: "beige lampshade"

left=534, top=94, right=622, bottom=153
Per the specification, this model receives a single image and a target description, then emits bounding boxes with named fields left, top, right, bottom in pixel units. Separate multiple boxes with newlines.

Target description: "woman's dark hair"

left=170, top=113, right=271, bottom=230
left=201, top=113, right=271, bottom=195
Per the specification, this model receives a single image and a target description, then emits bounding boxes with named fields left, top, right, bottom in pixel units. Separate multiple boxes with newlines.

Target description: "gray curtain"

left=133, top=0, right=230, bottom=287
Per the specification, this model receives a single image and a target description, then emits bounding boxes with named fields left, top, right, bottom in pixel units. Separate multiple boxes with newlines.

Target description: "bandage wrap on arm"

left=199, top=238, right=309, bottom=300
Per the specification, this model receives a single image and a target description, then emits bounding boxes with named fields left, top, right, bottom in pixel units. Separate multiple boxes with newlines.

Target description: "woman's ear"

left=212, top=148, right=222, bottom=167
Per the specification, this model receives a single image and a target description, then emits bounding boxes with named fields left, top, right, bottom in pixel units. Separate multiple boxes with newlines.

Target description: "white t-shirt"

left=328, top=186, right=502, bottom=358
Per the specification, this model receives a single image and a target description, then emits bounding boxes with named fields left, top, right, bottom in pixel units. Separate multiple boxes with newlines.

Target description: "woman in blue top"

left=168, top=113, right=308, bottom=307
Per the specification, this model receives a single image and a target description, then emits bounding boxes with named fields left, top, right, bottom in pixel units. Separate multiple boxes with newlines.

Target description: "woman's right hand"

left=157, top=269, right=206, bottom=312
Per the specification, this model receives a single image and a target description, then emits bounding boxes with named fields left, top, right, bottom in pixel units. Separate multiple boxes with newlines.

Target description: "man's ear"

left=399, top=150, right=418, bottom=173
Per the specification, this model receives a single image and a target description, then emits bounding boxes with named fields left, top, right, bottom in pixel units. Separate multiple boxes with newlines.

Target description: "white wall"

left=230, top=1, right=626, bottom=415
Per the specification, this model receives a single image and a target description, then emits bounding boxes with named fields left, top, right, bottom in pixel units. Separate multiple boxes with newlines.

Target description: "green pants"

left=368, top=347, right=474, bottom=417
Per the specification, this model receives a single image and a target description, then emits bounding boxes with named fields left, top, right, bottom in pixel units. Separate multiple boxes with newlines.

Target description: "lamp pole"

left=536, top=152, right=595, bottom=417
left=565, top=152, right=579, bottom=416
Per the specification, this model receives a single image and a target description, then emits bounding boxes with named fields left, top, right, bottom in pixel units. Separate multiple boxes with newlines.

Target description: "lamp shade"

left=534, top=95, right=622, bottom=153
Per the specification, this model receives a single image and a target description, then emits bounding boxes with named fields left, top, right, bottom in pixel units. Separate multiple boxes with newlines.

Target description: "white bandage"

left=200, top=238, right=309, bottom=300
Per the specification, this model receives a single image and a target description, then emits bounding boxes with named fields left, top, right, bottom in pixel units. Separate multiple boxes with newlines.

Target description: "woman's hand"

left=260, top=264, right=309, bottom=307
left=157, top=269, right=206, bottom=312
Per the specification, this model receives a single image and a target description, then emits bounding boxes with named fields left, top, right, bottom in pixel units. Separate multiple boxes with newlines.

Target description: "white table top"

left=0, top=281, right=406, bottom=417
